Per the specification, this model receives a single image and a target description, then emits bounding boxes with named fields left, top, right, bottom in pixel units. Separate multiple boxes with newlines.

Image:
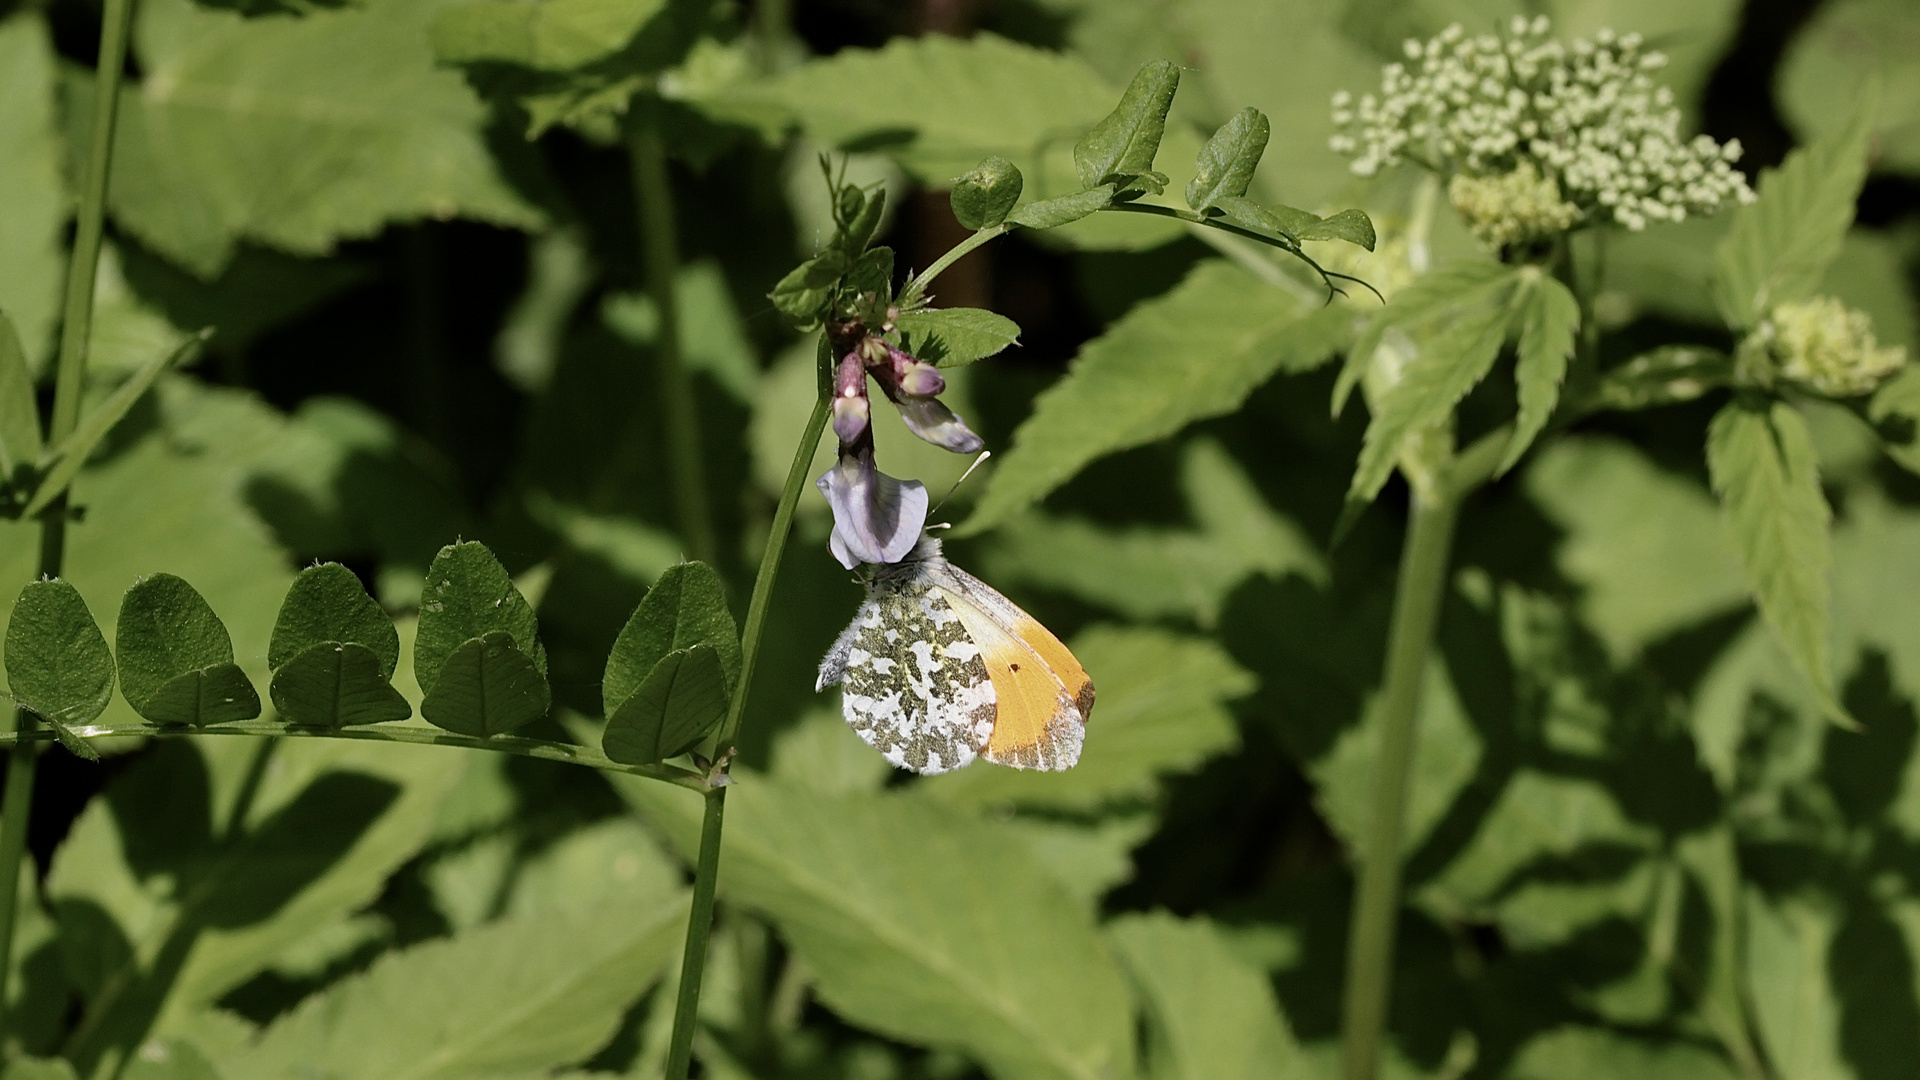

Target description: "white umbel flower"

left=1330, top=17, right=1754, bottom=237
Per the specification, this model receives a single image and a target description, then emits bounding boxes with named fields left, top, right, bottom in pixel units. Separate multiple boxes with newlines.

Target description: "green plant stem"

left=904, top=224, right=1008, bottom=304
left=0, top=722, right=709, bottom=791
left=1338, top=472, right=1467, bottom=1080
left=0, top=0, right=136, bottom=1042
left=662, top=362, right=831, bottom=1079
left=630, top=112, right=716, bottom=566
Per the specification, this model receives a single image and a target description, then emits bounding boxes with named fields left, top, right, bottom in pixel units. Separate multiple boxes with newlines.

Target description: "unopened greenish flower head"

left=1447, top=162, right=1582, bottom=248
left=1744, top=296, right=1908, bottom=397
left=1330, top=17, right=1754, bottom=234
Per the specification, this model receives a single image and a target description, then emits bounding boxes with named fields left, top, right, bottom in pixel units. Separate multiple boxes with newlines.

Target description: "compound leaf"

left=603, top=561, right=737, bottom=713
left=420, top=632, right=550, bottom=738
left=602, top=645, right=728, bottom=765
left=269, top=562, right=397, bottom=675
left=414, top=541, right=545, bottom=696
left=270, top=642, right=412, bottom=728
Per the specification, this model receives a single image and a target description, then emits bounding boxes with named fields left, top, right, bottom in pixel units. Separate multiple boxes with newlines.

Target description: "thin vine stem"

left=1098, top=202, right=1382, bottom=302
left=0, top=0, right=137, bottom=1041
left=630, top=111, right=717, bottom=566
left=663, top=362, right=832, bottom=1080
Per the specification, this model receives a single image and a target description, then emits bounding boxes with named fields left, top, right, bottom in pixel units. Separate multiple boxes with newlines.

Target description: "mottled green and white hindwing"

left=817, top=575, right=996, bottom=774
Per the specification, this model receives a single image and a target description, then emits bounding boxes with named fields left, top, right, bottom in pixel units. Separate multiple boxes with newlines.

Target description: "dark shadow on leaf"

left=106, top=740, right=212, bottom=883
left=198, top=771, right=400, bottom=928
left=1831, top=890, right=1920, bottom=1080
left=1824, top=649, right=1917, bottom=828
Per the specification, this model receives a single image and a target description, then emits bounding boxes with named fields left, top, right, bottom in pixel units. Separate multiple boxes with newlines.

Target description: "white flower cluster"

left=1329, top=17, right=1755, bottom=233
left=1745, top=297, right=1908, bottom=397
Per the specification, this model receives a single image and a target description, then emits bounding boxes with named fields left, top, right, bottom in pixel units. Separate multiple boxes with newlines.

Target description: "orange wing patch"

left=937, top=585, right=1087, bottom=771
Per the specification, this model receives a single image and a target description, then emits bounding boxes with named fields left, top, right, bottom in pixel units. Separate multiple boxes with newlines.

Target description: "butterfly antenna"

left=930, top=451, right=991, bottom=518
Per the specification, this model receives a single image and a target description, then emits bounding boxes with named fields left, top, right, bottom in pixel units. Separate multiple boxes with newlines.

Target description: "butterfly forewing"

left=929, top=562, right=1090, bottom=772
left=820, top=574, right=996, bottom=774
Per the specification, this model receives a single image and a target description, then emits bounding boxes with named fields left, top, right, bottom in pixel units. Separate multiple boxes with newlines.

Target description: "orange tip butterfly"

left=816, top=536, right=1094, bottom=774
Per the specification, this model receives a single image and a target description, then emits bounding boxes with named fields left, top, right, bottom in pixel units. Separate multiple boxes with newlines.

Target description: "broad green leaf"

left=1705, top=399, right=1847, bottom=723
left=1108, top=912, right=1300, bottom=1080
left=429, top=0, right=666, bottom=72
left=602, top=644, right=727, bottom=764
left=268, top=562, right=398, bottom=675
left=1525, top=438, right=1747, bottom=659
left=79, top=0, right=542, bottom=277
left=23, top=330, right=207, bottom=519
left=1506, top=1026, right=1739, bottom=1080
left=965, top=259, right=1349, bottom=533
left=420, top=632, right=551, bottom=738
left=413, top=540, right=545, bottom=695
left=269, top=642, right=412, bottom=728
left=115, top=573, right=250, bottom=720
left=1005, top=185, right=1115, bottom=230
left=121, top=1038, right=221, bottom=1080
left=603, top=561, right=738, bottom=710
left=924, top=627, right=1249, bottom=812
left=213, top=894, right=688, bottom=1080
left=894, top=307, right=1021, bottom=368
left=0, top=13, right=65, bottom=371
left=1501, top=273, right=1581, bottom=473
left=1713, top=99, right=1874, bottom=330
left=769, top=249, right=846, bottom=327
left=950, top=155, right=1023, bottom=230
left=0, top=311, right=42, bottom=477
left=46, top=738, right=466, bottom=1054
left=1, top=1061, right=78, bottom=1080
left=981, top=438, right=1324, bottom=627
left=1780, top=0, right=1920, bottom=173
left=138, top=663, right=262, bottom=727
left=501, top=816, right=683, bottom=921
left=1332, top=260, right=1516, bottom=416
left=1185, top=107, right=1268, bottom=212
left=1745, top=889, right=1849, bottom=1080
left=1073, top=59, right=1179, bottom=189
left=1350, top=268, right=1526, bottom=502
left=5, top=579, right=113, bottom=729
left=618, top=777, right=1135, bottom=1080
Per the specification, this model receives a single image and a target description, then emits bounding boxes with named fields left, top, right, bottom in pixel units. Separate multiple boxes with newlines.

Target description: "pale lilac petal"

left=898, top=361, right=945, bottom=397
left=896, top=397, right=985, bottom=454
left=816, top=458, right=929, bottom=568
left=832, top=393, right=870, bottom=444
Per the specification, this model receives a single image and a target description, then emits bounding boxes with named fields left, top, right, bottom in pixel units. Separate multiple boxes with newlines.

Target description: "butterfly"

left=817, top=536, right=1094, bottom=774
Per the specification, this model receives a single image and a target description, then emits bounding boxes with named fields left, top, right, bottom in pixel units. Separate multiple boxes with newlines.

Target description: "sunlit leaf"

left=1108, top=912, right=1302, bottom=1080
left=1779, top=0, right=1920, bottom=173
left=1501, top=272, right=1581, bottom=474
left=1713, top=98, right=1874, bottom=330
left=1073, top=59, right=1179, bottom=191
left=965, top=259, right=1349, bottom=533
left=1004, top=185, right=1115, bottom=230
left=949, top=155, right=1023, bottom=230
left=894, top=307, right=1020, bottom=368
left=1506, top=1026, right=1740, bottom=1080
left=1185, top=107, right=1268, bottom=212
left=429, top=0, right=667, bottom=72
left=0, top=13, right=65, bottom=371
left=1706, top=399, right=1848, bottom=724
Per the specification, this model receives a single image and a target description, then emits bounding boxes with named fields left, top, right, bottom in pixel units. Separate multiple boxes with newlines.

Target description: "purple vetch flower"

left=816, top=442, right=928, bottom=569
left=815, top=326, right=983, bottom=566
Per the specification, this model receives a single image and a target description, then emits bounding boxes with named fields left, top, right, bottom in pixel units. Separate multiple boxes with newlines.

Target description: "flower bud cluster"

left=1330, top=17, right=1754, bottom=235
left=1446, top=162, right=1582, bottom=248
left=1741, top=297, right=1908, bottom=398
left=817, top=320, right=984, bottom=569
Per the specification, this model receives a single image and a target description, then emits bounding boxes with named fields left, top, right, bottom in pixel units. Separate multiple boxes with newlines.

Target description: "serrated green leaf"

left=1073, top=59, right=1179, bottom=189
left=0, top=310, right=42, bottom=478
left=964, top=260, right=1349, bottom=533
left=413, top=540, right=545, bottom=695
left=429, top=0, right=666, bottom=72
left=1185, top=107, right=1268, bottom=212
left=1005, top=185, right=1116, bottom=230
left=1713, top=97, right=1874, bottom=329
left=950, top=155, right=1023, bottom=230
left=1744, top=889, right=1848, bottom=1080
left=1332, top=260, right=1515, bottom=416
left=615, top=777, right=1135, bottom=1080
left=1501, top=273, right=1581, bottom=474
left=1349, top=268, right=1526, bottom=502
left=420, top=632, right=551, bottom=738
left=1108, top=912, right=1301, bottom=1080
left=924, top=626, right=1248, bottom=812
left=5, top=579, right=113, bottom=729
left=1780, top=0, right=1920, bottom=174
left=602, top=645, right=727, bottom=764
left=0, top=14, right=65, bottom=374
left=603, top=561, right=738, bottom=711
left=212, top=894, right=688, bottom=1080
left=139, top=663, right=262, bottom=727
left=894, top=307, right=1021, bottom=368
left=269, top=642, right=412, bottom=728
left=24, top=331, right=206, bottom=519
left=1705, top=399, right=1848, bottom=724
left=269, top=563, right=398, bottom=675
left=115, top=573, right=244, bottom=715
left=76, top=0, right=543, bottom=277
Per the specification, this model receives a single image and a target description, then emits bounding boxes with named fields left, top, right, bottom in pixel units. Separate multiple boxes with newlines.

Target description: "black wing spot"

left=1009, top=663, right=1020, bottom=672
